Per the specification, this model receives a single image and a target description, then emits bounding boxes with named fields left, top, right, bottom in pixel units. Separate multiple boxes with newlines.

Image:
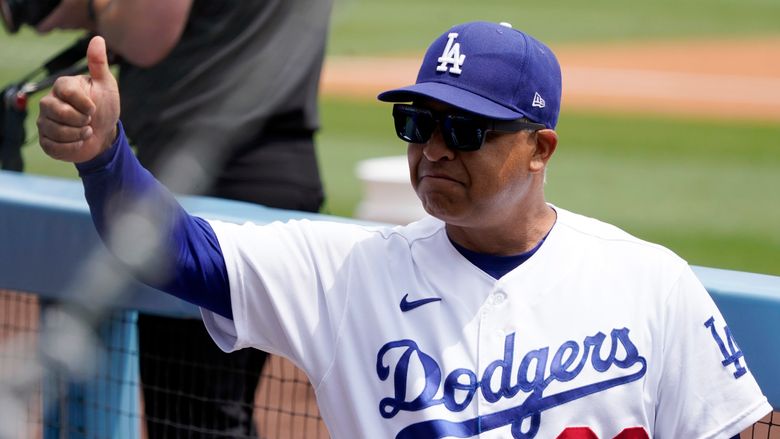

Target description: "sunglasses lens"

left=443, top=115, right=486, bottom=151
left=393, top=106, right=434, bottom=144
left=391, top=105, right=490, bottom=150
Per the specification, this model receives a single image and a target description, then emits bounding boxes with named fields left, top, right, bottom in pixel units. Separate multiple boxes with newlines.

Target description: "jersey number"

left=557, top=427, right=649, bottom=439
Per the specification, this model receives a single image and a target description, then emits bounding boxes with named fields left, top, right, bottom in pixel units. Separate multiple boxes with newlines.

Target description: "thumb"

left=87, top=36, right=112, bottom=83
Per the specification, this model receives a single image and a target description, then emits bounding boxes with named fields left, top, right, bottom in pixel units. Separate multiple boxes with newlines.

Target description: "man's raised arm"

left=37, top=36, right=232, bottom=319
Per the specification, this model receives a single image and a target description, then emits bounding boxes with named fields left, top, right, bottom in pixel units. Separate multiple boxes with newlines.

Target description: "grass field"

left=328, top=0, right=780, bottom=54
left=1, top=1, right=779, bottom=275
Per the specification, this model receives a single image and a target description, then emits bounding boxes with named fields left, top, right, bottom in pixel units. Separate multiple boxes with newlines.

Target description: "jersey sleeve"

left=654, top=265, right=771, bottom=438
left=201, top=218, right=375, bottom=376
left=77, top=122, right=232, bottom=319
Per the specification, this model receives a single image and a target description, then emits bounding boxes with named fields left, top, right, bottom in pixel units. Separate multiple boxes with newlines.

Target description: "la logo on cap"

left=437, top=33, right=465, bottom=75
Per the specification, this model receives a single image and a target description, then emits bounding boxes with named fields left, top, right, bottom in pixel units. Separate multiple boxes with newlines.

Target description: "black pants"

left=138, top=134, right=323, bottom=438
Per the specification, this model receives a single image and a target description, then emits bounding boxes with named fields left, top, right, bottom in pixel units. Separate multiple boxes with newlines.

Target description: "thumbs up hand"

left=38, top=36, right=120, bottom=163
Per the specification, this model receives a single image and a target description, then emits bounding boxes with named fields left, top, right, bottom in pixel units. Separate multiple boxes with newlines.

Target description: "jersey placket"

left=476, top=283, right=512, bottom=437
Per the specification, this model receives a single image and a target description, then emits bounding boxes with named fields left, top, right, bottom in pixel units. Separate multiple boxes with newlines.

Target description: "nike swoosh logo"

left=400, top=293, right=442, bottom=312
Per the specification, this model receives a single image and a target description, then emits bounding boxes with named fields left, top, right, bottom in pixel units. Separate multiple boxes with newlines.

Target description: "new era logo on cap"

left=532, top=92, right=546, bottom=108
left=378, top=21, right=562, bottom=129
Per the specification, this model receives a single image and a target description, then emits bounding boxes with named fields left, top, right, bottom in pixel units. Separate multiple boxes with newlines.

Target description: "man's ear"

left=530, top=129, right=558, bottom=172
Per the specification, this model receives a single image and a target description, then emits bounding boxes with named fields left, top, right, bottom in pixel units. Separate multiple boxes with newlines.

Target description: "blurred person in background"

left=36, top=0, right=333, bottom=436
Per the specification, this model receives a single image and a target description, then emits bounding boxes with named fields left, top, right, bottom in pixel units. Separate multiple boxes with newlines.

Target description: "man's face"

left=406, top=101, right=544, bottom=229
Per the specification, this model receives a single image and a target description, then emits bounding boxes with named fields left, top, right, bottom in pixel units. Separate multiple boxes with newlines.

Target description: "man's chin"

left=420, top=199, right=462, bottom=224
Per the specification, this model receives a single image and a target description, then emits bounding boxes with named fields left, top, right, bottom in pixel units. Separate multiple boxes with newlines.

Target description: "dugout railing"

left=0, top=170, right=778, bottom=438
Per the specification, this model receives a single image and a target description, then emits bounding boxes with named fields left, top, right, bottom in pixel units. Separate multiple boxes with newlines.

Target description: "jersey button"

left=493, top=291, right=508, bottom=305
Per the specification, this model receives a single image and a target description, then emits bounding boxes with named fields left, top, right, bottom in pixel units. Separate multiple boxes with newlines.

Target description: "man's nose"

left=422, top=127, right=456, bottom=162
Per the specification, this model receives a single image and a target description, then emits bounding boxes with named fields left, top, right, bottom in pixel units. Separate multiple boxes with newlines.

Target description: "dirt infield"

left=321, top=37, right=780, bottom=122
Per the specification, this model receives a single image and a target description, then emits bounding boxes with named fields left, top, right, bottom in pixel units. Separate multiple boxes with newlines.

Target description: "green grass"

left=548, top=111, right=780, bottom=275
left=329, top=0, right=780, bottom=55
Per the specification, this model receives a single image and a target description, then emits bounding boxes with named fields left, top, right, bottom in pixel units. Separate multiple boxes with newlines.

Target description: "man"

left=36, top=0, right=331, bottom=436
left=37, top=22, right=770, bottom=438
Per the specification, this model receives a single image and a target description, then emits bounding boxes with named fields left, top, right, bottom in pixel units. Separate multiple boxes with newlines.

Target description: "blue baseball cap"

left=378, top=21, right=562, bottom=129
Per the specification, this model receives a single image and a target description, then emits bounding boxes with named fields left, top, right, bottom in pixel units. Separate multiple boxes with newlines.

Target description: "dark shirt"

left=118, top=0, right=332, bottom=176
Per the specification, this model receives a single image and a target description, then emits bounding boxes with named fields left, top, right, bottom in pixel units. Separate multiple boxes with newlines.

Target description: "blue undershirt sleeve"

left=75, top=122, right=233, bottom=319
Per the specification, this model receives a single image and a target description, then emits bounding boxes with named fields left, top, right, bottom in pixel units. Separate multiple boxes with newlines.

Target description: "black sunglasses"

left=392, top=103, right=546, bottom=151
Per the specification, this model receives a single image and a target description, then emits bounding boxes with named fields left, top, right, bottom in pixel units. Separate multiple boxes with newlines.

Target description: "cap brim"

left=377, top=82, right=526, bottom=121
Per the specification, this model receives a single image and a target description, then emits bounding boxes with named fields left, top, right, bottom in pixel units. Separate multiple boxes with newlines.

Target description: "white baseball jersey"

left=202, top=206, right=770, bottom=439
